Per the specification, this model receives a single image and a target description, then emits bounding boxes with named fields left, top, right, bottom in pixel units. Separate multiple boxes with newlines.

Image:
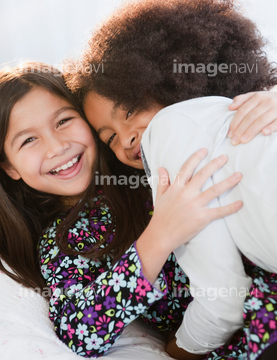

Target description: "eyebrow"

left=97, top=105, right=117, bottom=136
left=10, top=106, right=76, bottom=147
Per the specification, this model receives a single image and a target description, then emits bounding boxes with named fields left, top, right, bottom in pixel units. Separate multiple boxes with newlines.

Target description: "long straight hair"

left=0, top=62, right=152, bottom=290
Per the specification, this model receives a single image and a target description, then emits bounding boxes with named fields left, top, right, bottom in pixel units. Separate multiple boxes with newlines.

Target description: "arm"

left=39, top=227, right=167, bottom=358
left=228, top=90, right=277, bottom=145
left=141, top=102, right=251, bottom=355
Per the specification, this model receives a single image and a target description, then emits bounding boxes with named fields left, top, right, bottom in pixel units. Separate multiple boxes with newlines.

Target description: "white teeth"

left=51, top=155, right=80, bottom=174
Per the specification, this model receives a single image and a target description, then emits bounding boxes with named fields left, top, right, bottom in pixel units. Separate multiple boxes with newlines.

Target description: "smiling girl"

left=66, top=0, right=277, bottom=359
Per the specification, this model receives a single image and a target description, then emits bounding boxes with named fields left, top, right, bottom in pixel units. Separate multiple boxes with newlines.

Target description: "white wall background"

left=0, top=0, right=276, bottom=67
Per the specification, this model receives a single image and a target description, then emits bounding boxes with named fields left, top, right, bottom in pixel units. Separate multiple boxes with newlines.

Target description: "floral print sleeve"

left=38, top=204, right=167, bottom=358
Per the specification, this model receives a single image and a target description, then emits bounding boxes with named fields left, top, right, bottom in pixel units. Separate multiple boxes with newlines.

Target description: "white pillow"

left=0, top=268, right=173, bottom=360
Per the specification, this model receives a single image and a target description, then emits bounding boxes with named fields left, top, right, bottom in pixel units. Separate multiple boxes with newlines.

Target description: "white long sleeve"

left=141, top=96, right=253, bottom=354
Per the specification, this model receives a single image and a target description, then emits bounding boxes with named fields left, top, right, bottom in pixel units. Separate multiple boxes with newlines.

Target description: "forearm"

left=136, top=217, right=173, bottom=283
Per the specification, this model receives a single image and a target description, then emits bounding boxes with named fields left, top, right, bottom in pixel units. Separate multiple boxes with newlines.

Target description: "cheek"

left=116, top=149, right=134, bottom=167
left=75, top=123, right=96, bottom=147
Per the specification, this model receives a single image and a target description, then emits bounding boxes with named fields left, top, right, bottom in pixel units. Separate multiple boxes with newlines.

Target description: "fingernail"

left=234, top=172, right=242, bottom=181
left=227, top=130, right=233, bottom=138
left=263, top=128, right=271, bottom=136
left=219, top=154, right=227, bottom=161
left=199, top=148, right=208, bottom=157
left=240, top=135, right=249, bottom=143
left=235, top=201, right=243, bottom=209
left=231, top=136, right=239, bottom=145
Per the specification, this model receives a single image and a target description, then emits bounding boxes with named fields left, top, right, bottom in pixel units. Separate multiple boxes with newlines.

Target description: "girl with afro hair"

left=66, top=0, right=277, bottom=359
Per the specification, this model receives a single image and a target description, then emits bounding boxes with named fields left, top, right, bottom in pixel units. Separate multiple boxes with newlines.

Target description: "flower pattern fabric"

left=38, top=202, right=192, bottom=358
left=205, top=257, right=277, bottom=360
left=39, top=201, right=277, bottom=359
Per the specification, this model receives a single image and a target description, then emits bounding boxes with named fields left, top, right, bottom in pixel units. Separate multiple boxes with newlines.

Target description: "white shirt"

left=141, top=96, right=277, bottom=354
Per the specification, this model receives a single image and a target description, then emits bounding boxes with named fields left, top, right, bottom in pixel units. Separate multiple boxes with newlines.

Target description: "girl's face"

left=2, top=87, right=96, bottom=198
left=84, top=91, right=163, bottom=169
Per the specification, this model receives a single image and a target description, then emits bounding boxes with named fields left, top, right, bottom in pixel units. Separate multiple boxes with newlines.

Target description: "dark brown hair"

left=0, top=62, right=151, bottom=291
left=66, top=0, right=277, bottom=109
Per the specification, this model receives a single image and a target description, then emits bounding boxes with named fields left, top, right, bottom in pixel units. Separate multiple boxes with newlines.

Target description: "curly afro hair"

left=66, top=0, right=277, bottom=110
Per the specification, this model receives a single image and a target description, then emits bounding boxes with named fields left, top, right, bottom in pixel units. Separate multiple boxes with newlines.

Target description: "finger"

left=173, top=148, right=208, bottom=185
left=199, top=172, right=242, bottom=205
left=230, top=105, right=266, bottom=144
left=262, top=120, right=277, bottom=135
left=187, top=154, right=228, bottom=190
left=207, top=200, right=243, bottom=221
left=238, top=110, right=277, bottom=143
left=155, top=167, right=170, bottom=200
left=228, top=94, right=258, bottom=138
left=228, top=92, right=255, bottom=111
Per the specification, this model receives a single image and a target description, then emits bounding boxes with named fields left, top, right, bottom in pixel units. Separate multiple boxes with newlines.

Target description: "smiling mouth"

left=50, top=155, right=81, bottom=175
left=132, top=143, right=142, bottom=161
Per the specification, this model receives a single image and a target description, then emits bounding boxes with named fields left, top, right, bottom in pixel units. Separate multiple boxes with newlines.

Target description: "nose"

left=46, top=133, right=70, bottom=158
left=119, top=128, right=138, bottom=149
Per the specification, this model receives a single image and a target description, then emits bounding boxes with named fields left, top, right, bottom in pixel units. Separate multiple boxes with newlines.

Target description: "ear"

left=0, top=161, right=21, bottom=180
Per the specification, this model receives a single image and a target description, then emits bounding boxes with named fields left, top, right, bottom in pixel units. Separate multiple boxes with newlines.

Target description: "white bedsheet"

left=0, top=269, right=174, bottom=360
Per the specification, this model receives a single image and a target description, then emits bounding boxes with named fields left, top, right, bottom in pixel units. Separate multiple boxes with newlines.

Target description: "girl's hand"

left=152, top=148, right=243, bottom=251
left=166, top=336, right=205, bottom=360
left=228, top=91, right=277, bottom=145
left=136, top=148, right=243, bottom=283
left=165, top=331, right=205, bottom=360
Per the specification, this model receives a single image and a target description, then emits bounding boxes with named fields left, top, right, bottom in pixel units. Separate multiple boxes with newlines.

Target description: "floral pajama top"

left=38, top=202, right=192, bottom=358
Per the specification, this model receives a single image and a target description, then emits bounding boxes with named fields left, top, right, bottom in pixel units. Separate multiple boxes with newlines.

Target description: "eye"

left=20, top=137, right=36, bottom=148
left=57, top=117, right=73, bottom=127
left=107, top=133, right=116, bottom=147
left=126, top=110, right=133, bottom=119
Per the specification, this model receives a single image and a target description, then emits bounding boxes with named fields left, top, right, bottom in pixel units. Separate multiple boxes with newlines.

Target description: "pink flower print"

left=250, top=342, right=259, bottom=353
left=67, top=324, right=75, bottom=339
left=269, top=320, right=276, bottom=329
left=95, top=304, right=102, bottom=311
left=95, top=315, right=111, bottom=332
left=114, top=260, right=129, bottom=274
left=252, top=319, right=265, bottom=338
left=135, top=278, right=151, bottom=297
left=115, top=321, right=124, bottom=333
